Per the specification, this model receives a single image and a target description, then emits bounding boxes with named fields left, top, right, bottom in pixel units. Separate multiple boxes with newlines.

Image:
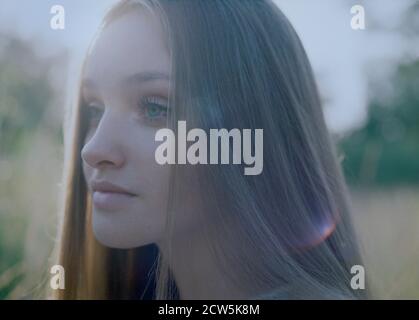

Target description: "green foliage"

left=0, top=35, right=53, bottom=156
left=340, top=59, right=419, bottom=186
left=0, top=34, right=55, bottom=298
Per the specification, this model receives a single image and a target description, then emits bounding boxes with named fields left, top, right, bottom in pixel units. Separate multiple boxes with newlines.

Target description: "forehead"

left=83, top=9, right=170, bottom=87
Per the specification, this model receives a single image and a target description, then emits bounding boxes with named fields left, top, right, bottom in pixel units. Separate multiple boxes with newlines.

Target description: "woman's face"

left=81, top=10, right=175, bottom=249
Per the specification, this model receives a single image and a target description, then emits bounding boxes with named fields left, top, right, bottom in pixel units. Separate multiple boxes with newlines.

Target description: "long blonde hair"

left=54, top=0, right=368, bottom=300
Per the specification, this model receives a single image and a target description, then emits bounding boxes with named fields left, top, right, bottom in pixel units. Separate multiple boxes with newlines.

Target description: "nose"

left=81, top=113, right=125, bottom=170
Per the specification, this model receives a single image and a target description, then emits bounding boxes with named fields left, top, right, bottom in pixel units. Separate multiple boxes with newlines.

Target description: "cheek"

left=140, top=162, right=171, bottom=209
left=129, top=127, right=170, bottom=183
left=117, top=126, right=170, bottom=214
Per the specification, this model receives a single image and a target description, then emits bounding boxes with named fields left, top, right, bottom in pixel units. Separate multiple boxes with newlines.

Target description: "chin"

left=91, top=210, right=156, bottom=249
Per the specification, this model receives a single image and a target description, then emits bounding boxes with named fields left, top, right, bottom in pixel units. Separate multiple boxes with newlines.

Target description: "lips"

left=91, top=180, right=137, bottom=211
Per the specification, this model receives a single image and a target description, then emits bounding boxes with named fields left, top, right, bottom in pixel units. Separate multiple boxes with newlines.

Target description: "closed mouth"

left=91, top=180, right=137, bottom=196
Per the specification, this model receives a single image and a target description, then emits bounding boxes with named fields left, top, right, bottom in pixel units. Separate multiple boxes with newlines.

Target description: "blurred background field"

left=0, top=0, right=419, bottom=299
left=351, top=188, right=419, bottom=299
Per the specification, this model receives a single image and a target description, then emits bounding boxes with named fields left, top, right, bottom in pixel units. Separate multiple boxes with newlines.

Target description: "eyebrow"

left=82, top=71, right=170, bottom=89
left=124, top=71, right=170, bottom=84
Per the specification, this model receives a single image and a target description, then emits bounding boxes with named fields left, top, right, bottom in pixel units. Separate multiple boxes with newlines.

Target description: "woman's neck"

left=156, top=230, right=247, bottom=299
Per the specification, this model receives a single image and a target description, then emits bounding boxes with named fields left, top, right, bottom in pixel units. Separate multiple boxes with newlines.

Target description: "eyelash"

left=84, top=96, right=169, bottom=128
left=137, top=96, right=169, bottom=125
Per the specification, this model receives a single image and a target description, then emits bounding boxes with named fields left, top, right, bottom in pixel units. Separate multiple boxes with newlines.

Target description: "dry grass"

left=350, top=187, right=419, bottom=299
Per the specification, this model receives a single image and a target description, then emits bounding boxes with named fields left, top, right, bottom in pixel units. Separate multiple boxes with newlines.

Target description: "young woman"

left=54, top=0, right=368, bottom=299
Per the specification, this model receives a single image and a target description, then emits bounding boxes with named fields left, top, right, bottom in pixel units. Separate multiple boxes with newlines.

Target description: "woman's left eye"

left=138, top=96, right=169, bottom=125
